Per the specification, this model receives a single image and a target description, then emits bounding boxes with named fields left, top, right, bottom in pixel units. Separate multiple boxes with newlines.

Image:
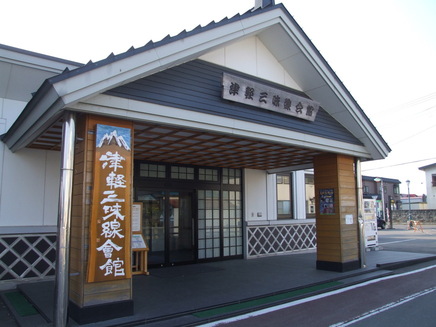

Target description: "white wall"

left=200, top=36, right=301, bottom=90
left=244, top=169, right=268, bottom=221
left=0, top=46, right=79, bottom=231
left=423, top=166, right=436, bottom=209
left=0, top=98, right=26, bottom=132
left=0, top=96, right=60, bottom=230
left=0, top=147, right=60, bottom=227
left=292, top=171, right=307, bottom=219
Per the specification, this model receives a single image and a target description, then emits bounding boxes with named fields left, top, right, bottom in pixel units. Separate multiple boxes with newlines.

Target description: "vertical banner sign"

left=88, top=124, right=132, bottom=282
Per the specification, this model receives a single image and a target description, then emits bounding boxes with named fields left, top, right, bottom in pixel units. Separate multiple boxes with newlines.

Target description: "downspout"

left=54, top=112, right=76, bottom=327
left=355, top=158, right=366, bottom=268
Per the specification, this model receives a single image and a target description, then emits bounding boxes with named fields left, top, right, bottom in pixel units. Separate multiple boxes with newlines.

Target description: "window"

left=222, top=191, right=242, bottom=256
left=432, top=175, right=436, bottom=187
left=197, top=190, right=221, bottom=259
left=199, top=168, right=218, bottom=182
left=171, top=166, right=194, bottom=180
left=140, top=163, right=166, bottom=178
left=305, top=174, right=315, bottom=218
left=277, top=174, right=292, bottom=219
left=393, top=184, right=400, bottom=194
left=223, top=168, right=241, bottom=185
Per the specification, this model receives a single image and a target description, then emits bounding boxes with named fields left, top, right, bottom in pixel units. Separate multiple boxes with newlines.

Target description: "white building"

left=0, top=1, right=390, bottom=323
left=419, top=163, right=436, bottom=209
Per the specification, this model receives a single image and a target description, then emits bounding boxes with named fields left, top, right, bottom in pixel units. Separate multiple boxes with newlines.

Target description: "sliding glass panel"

left=198, top=190, right=221, bottom=259
left=222, top=190, right=242, bottom=256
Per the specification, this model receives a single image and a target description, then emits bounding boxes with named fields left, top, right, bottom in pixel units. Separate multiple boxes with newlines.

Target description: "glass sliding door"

left=139, top=190, right=166, bottom=266
left=137, top=189, right=195, bottom=266
left=135, top=162, right=244, bottom=266
left=168, top=191, right=194, bottom=264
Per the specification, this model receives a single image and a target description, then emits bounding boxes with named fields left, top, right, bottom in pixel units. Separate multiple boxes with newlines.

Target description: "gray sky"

left=2, top=0, right=435, bottom=194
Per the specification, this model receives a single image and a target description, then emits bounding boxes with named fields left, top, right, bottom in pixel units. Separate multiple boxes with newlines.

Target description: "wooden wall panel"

left=314, top=154, right=359, bottom=271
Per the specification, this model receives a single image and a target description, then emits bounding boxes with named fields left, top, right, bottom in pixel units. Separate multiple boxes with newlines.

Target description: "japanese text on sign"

left=88, top=124, right=132, bottom=282
left=222, top=73, right=320, bottom=122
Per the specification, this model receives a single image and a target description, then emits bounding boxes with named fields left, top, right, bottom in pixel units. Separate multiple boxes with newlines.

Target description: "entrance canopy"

left=24, top=118, right=325, bottom=170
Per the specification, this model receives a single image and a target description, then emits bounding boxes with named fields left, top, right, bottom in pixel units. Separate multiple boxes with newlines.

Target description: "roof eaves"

left=275, top=5, right=391, bottom=159
left=362, top=175, right=401, bottom=183
left=1, top=80, right=65, bottom=151
left=46, top=5, right=281, bottom=85
left=0, top=43, right=83, bottom=68
left=419, top=163, right=436, bottom=170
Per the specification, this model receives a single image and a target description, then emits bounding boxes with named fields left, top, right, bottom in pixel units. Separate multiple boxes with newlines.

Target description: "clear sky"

left=2, top=0, right=435, bottom=194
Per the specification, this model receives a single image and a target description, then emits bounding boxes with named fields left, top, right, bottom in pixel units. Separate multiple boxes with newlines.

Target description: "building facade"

left=419, top=163, right=436, bottom=209
left=0, top=1, right=390, bottom=323
left=362, top=175, right=401, bottom=225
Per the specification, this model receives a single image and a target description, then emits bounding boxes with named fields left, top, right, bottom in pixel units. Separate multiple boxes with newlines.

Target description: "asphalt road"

left=204, top=224, right=436, bottom=327
left=378, top=224, right=436, bottom=254
left=206, top=264, right=436, bottom=327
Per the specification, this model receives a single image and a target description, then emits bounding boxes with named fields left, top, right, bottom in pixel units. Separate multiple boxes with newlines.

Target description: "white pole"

left=355, top=159, right=366, bottom=268
left=54, top=112, right=76, bottom=327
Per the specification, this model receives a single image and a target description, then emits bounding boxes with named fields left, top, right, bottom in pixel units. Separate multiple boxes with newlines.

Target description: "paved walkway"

left=3, top=248, right=436, bottom=327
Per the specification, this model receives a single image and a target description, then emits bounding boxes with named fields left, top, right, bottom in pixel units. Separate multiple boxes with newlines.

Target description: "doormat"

left=4, top=291, right=38, bottom=317
left=193, top=281, right=343, bottom=318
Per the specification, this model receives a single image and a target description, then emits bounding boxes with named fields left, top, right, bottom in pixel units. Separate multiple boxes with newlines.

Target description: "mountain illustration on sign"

left=97, top=129, right=131, bottom=151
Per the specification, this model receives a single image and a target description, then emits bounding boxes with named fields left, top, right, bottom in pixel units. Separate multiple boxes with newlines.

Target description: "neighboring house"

left=419, top=163, right=436, bottom=209
left=362, top=176, right=401, bottom=221
left=0, top=0, right=390, bottom=323
left=400, top=194, right=428, bottom=210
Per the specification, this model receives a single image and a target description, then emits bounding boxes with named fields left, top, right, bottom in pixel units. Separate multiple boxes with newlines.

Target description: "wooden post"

left=314, top=154, right=360, bottom=272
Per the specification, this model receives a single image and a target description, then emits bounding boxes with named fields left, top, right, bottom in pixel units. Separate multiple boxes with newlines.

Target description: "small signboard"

left=131, top=202, right=147, bottom=250
left=319, top=188, right=335, bottom=215
left=132, top=234, right=147, bottom=250
left=132, top=203, right=142, bottom=233
left=363, top=199, right=378, bottom=248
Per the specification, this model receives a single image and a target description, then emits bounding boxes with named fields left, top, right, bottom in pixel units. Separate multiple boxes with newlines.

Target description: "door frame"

left=136, top=188, right=197, bottom=267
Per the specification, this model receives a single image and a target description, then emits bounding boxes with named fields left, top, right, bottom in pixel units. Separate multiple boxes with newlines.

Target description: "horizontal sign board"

left=222, top=73, right=319, bottom=122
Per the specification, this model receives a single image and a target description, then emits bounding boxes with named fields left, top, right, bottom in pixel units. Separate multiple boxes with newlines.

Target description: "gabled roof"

left=1, top=2, right=390, bottom=162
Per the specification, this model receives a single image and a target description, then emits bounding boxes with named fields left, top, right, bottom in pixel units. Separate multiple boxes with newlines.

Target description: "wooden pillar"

left=314, top=153, right=360, bottom=272
left=69, top=115, right=134, bottom=324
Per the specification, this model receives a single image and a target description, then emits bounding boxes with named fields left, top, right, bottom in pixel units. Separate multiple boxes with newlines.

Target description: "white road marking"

left=329, top=287, right=436, bottom=326
left=379, top=239, right=415, bottom=245
left=199, top=264, right=436, bottom=327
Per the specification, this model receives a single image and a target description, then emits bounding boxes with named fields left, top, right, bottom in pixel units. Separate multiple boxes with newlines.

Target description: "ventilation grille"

left=0, top=234, right=56, bottom=281
left=247, top=223, right=316, bottom=257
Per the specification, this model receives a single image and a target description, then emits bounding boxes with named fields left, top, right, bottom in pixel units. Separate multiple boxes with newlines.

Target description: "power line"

left=391, top=124, right=436, bottom=146
left=362, top=157, right=436, bottom=171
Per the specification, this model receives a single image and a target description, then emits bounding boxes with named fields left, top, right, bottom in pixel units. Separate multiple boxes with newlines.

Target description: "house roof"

left=362, top=175, right=401, bottom=184
left=419, top=163, right=436, bottom=171
left=1, top=2, right=390, bottom=167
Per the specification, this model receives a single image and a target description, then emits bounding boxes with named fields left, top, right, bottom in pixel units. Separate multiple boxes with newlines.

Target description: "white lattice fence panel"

left=247, top=223, right=316, bottom=257
left=0, top=234, right=56, bottom=280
